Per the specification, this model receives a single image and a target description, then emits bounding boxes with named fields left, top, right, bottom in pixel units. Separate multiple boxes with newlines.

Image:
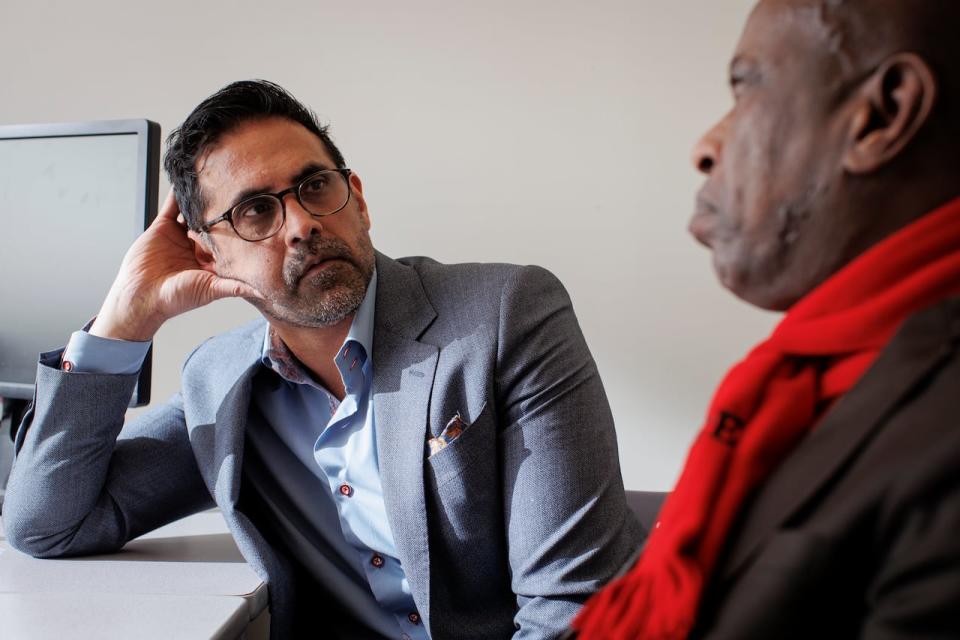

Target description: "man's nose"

left=691, top=115, right=728, bottom=175
left=282, top=194, right=324, bottom=245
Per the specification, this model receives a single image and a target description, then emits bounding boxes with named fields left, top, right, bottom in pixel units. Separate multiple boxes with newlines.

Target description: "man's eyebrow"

left=227, top=162, right=334, bottom=209
left=290, top=163, right=333, bottom=185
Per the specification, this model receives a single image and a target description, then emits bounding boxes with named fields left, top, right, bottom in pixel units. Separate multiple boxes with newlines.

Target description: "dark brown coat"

left=693, top=297, right=960, bottom=639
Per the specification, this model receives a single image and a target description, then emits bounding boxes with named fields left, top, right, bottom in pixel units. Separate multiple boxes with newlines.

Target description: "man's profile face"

left=196, top=116, right=376, bottom=328
left=688, top=0, right=859, bottom=311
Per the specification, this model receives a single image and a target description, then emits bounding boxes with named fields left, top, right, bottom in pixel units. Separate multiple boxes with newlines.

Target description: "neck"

left=849, top=175, right=960, bottom=255
left=271, top=315, right=355, bottom=400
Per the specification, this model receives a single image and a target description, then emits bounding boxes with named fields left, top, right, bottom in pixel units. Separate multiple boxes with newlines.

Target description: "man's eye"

left=729, top=67, right=759, bottom=99
left=302, top=176, right=328, bottom=193
left=237, top=199, right=275, bottom=218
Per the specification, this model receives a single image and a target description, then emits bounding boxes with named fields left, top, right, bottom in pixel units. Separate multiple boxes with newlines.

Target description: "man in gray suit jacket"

left=3, top=80, right=641, bottom=639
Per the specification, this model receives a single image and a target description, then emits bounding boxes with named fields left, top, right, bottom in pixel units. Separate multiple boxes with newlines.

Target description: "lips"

left=305, top=256, right=340, bottom=272
left=291, top=251, right=359, bottom=285
left=283, top=235, right=358, bottom=288
left=299, top=256, right=345, bottom=278
left=689, top=193, right=720, bottom=248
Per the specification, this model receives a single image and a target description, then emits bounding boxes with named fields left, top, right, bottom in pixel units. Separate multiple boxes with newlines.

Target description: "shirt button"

left=408, top=612, right=420, bottom=625
left=338, top=483, right=354, bottom=497
left=370, top=554, right=385, bottom=568
left=62, top=360, right=74, bottom=372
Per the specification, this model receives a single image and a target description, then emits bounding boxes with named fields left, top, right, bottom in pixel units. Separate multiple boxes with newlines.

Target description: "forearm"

left=4, top=351, right=143, bottom=555
left=3, top=190, right=253, bottom=556
left=4, top=352, right=211, bottom=557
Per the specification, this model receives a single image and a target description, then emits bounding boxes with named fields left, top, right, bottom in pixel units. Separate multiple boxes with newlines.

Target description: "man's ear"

left=189, top=230, right=219, bottom=274
left=844, top=53, right=938, bottom=174
left=349, top=171, right=371, bottom=230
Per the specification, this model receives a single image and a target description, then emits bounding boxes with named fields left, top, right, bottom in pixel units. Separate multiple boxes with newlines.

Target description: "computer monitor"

left=0, top=119, right=160, bottom=408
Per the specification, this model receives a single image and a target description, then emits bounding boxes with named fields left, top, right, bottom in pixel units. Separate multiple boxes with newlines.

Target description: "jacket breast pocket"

left=426, top=401, right=495, bottom=489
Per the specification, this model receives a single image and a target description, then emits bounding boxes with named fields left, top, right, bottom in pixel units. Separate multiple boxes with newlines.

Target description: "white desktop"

left=0, top=510, right=268, bottom=640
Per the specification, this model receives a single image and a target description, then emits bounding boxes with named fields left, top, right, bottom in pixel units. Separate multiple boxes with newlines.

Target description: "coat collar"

left=371, top=251, right=438, bottom=340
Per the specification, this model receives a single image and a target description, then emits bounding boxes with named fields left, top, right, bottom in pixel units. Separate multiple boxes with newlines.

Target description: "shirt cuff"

left=61, top=330, right=151, bottom=375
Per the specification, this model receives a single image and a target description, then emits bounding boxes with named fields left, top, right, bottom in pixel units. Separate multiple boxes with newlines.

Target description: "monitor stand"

left=1, top=397, right=29, bottom=512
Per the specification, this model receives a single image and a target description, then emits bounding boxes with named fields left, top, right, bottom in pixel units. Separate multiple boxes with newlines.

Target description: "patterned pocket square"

left=428, top=412, right=466, bottom=457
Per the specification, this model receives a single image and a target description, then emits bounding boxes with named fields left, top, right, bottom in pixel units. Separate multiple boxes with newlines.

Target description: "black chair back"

left=625, top=490, right=667, bottom=532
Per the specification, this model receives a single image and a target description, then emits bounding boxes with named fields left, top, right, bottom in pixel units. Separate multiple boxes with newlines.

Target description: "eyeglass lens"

left=232, top=171, right=349, bottom=240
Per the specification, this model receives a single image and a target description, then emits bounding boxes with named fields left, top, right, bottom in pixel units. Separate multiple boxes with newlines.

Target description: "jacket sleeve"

left=2, top=348, right=213, bottom=557
left=495, top=265, right=644, bottom=639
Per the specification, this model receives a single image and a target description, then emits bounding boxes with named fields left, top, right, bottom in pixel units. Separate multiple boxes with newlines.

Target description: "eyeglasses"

left=197, top=168, right=353, bottom=242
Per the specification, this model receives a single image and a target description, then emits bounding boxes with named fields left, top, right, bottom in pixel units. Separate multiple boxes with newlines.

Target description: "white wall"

left=1, top=0, right=776, bottom=490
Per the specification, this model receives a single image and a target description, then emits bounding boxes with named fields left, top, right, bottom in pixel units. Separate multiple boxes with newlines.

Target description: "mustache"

left=695, top=193, right=719, bottom=216
left=283, top=236, right=356, bottom=287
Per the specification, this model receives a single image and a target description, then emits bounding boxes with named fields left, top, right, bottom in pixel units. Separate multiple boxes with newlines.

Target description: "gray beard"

left=256, top=235, right=375, bottom=328
left=267, top=263, right=370, bottom=327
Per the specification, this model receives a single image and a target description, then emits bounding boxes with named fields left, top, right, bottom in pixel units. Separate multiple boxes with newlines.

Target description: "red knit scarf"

left=573, top=196, right=960, bottom=639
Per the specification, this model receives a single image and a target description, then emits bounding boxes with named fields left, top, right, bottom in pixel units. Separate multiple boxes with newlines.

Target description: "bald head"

left=814, top=0, right=960, bottom=54
left=774, top=0, right=960, bottom=128
left=688, top=0, right=960, bottom=310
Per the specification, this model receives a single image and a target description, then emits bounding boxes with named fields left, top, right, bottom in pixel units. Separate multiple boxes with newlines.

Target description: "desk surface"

left=0, top=511, right=268, bottom=621
left=0, top=592, right=249, bottom=640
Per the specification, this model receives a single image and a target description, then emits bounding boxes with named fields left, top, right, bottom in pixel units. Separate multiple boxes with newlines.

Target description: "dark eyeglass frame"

left=196, top=168, right=353, bottom=242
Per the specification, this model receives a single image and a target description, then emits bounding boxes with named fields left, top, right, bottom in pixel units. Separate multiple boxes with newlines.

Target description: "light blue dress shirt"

left=62, top=270, right=429, bottom=640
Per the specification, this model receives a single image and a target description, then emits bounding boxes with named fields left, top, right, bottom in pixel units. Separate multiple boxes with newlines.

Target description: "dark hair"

left=163, top=79, right=347, bottom=230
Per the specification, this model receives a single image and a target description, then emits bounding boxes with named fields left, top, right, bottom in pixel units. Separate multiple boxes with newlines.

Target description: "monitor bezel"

left=0, top=119, right=160, bottom=406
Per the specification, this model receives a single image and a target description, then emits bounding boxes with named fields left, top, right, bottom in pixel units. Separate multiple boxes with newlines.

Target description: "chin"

left=728, top=278, right=805, bottom=312
left=715, top=262, right=798, bottom=312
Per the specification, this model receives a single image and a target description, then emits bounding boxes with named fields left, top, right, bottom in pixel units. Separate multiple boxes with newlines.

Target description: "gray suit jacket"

left=4, top=252, right=642, bottom=639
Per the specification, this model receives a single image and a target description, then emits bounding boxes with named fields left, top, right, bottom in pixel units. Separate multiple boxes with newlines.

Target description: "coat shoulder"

left=391, top=254, right=566, bottom=308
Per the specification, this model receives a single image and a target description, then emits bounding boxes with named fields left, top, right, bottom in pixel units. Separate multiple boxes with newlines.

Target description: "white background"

left=1, top=0, right=776, bottom=490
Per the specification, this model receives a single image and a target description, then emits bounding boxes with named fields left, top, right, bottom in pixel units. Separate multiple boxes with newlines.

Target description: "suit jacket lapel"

left=371, top=252, right=439, bottom=621
left=718, top=302, right=957, bottom=582
left=184, top=322, right=263, bottom=510
left=194, top=349, right=295, bottom=633
left=211, top=362, right=260, bottom=507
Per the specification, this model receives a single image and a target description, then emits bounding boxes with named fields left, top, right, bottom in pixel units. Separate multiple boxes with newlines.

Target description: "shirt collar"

left=344, top=268, right=377, bottom=358
left=260, top=269, right=378, bottom=386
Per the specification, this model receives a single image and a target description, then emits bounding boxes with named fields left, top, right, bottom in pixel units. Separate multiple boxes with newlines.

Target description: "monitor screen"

left=0, top=120, right=159, bottom=405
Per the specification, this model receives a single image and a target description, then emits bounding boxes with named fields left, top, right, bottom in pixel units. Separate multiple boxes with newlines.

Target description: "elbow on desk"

left=2, top=495, right=126, bottom=559
left=4, top=516, right=123, bottom=559
left=3, top=508, right=76, bottom=558
left=4, top=531, right=72, bottom=559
